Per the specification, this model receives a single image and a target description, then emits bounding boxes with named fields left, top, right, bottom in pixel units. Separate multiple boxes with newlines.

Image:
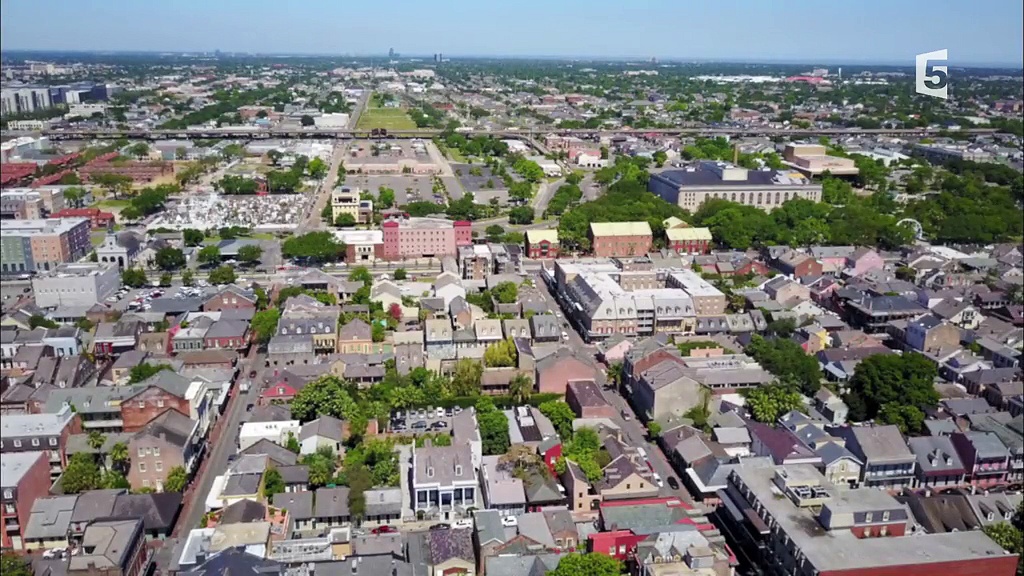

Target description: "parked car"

left=653, top=473, right=664, bottom=487
left=431, top=421, right=449, bottom=429
left=371, top=525, right=396, bottom=535
left=667, top=477, right=680, bottom=490
left=436, top=407, right=446, bottom=418
left=501, top=516, right=518, bottom=527
left=249, top=370, right=257, bottom=379
left=452, top=519, right=473, bottom=529
left=411, top=421, right=428, bottom=430
left=429, top=523, right=450, bottom=531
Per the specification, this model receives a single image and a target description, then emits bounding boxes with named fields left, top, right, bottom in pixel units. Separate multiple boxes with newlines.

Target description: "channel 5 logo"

left=916, top=49, right=949, bottom=99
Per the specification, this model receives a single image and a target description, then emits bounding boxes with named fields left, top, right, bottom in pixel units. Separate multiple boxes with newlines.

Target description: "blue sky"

left=2, top=0, right=1022, bottom=65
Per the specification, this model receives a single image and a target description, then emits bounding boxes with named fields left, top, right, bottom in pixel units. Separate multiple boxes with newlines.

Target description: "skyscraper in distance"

left=389, top=47, right=395, bottom=59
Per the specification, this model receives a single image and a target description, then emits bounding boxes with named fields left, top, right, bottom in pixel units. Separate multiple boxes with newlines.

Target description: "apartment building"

left=381, top=215, right=472, bottom=260
left=0, top=217, right=92, bottom=275
left=1, top=451, right=52, bottom=550
left=31, top=262, right=120, bottom=308
left=649, top=161, right=822, bottom=212
left=589, top=222, right=653, bottom=258
left=0, top=190, right=47, bottom=220
left=665, top=270, right=728, bottom=316
left=0, top=405, right=81, bottom=480
left=719, top=461, right=1018, bottom=576
left=330, top=186, right=373, bottom=224
left=554, top=260, right=730, bottom=342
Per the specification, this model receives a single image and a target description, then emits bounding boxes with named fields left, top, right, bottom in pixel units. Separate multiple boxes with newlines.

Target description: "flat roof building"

left=381, top=215, right=472, bottom=261
left=782, top=144, right=860, bottom=177
left=31, top=262, right=120, bottom=308
left=649, top=162, right=821, bottom=212
left=1, top=217, right=92, bottom=275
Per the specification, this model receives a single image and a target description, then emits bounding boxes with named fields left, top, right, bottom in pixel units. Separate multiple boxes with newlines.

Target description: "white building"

left=314, top=113, right=350, bottom=128
left=31, top=262, right=120, bottom=308
left=237, top=420, right=300, bottom=451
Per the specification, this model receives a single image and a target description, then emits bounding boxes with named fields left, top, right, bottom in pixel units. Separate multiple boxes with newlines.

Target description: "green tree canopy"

left=282, top=232, right=347, bottom=263
left=549, top=553, right=622, bottom=576
left=744, top=385, right=805, bottom=423
left=844, top=353, right=939, bottom=422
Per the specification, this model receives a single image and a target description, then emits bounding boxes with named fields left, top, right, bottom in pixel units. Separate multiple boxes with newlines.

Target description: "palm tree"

left=508, top=373, right=534, bottom=405
left=87, top=430, right=106, bottom=451
left=606, top=362, right=624, bottom=392
left=110, top=442, right=129, bottom=475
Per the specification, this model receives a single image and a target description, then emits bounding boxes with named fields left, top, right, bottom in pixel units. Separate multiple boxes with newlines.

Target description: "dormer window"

left=427, top=467, right=434, bottom=478
left=455, top=465, right=463, bottom=476
left=865, top=512, right=873, bottom=523
left=882, top=511, right=890, bottom=521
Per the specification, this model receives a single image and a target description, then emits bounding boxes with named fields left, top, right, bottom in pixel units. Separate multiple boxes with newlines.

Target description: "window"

left=143, top=479, right=150, bottom=487
left=31, top=438, right=39, bottom=446
left=153, top=447, right=161, bottom=457
left=157, top=400, right=164, bottom=408
left=49, top=438, right=57, bottom=447
left=138, top=401, right=145, bottom=408
left=882, top=511, right=890, bottom=521
left=3, top=490, right=11, bottom=499
left=139, top=463, right=147, bottom=472
left=155, top=462, right=163, bottom=472
left=865, top=512, right=873, bottom=523
left=13, top=440, right=21, bottom=448
left=138, top=447, right=145, bottom=457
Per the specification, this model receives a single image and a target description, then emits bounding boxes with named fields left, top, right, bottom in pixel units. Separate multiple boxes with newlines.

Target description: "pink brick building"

left=381, top=215, right=472, bottom=261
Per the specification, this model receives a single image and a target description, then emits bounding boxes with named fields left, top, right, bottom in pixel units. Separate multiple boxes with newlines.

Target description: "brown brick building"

left=589, top=222, right=653, bottom=258
left=1, top=451, right=51, bottom=550
left=120, top=386, right=191, bottom=433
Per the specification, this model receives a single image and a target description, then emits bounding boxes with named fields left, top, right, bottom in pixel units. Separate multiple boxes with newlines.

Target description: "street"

left=296, top=141, right=348, bottom=234
left=160, top=348, right=263, bottom=571
left=531, top=177, right=564, bottom=219
left=532, top=271, right=695, bottom=504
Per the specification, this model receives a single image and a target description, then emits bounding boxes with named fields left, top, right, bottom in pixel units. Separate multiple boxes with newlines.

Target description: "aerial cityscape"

left=1, top=3, right=1023, bottom=576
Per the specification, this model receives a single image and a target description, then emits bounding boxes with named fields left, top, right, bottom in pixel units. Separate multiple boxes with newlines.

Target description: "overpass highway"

left=40, top=126, right=1002, bottom=141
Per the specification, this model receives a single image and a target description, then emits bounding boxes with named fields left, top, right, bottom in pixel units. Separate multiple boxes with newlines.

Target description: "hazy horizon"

left=2, top=0, right=1022, bottom=67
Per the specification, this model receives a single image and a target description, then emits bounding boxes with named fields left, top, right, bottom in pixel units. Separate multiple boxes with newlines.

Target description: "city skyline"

left=1, top=0, right=1023, bottom=66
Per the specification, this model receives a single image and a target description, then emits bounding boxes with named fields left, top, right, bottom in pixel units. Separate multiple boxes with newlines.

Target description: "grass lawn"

left=448, top=148, right=468, bottom=163
left=357, top=107, right=417, bottom=130
left=93, top=199, right=131, bottom=208
left=90, top=232, right=106, bottom=247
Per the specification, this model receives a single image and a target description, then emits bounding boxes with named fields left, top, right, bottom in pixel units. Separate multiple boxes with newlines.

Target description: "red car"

left=371, top=525, right=396, bottom=535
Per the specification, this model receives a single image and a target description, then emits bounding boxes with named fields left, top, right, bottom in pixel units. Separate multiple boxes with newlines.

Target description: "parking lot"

left=345, top=174, right=439, bottom=206
left=389, top=406, right=464, bottom=434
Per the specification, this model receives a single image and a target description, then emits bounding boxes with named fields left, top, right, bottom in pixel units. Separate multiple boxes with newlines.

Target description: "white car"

left=653, top=473, right=664, bottom=488
left=561, top=331, right=569, bottom=340
left=436, top=407, right=446, bottom=418
left=501, top=516, right=518, bottom=527
left=452, top=519, right=473, bottom=529
left=637, top=447, right=647, bottom=459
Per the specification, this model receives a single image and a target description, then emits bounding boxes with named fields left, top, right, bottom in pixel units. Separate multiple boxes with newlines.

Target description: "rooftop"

left=729, top=461, right=1010, bottom=572
left=1, top=450, right=46, bottom=487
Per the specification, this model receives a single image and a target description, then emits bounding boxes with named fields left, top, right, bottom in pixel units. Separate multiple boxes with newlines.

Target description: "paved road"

left=347, top=91, right=371, bottom=130
left=297, top=143, right=347, bottom=234
left=532, top=177, right=565, bottom=219
left=162, top=350, right=262, bottom=571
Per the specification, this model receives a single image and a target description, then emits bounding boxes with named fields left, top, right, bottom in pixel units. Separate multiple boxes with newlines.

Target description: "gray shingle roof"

left=314, top=487, right=350, bottom=519
left=272, top=491, right=314, bottom=520
left=25, top=495, right=78, bottom=540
